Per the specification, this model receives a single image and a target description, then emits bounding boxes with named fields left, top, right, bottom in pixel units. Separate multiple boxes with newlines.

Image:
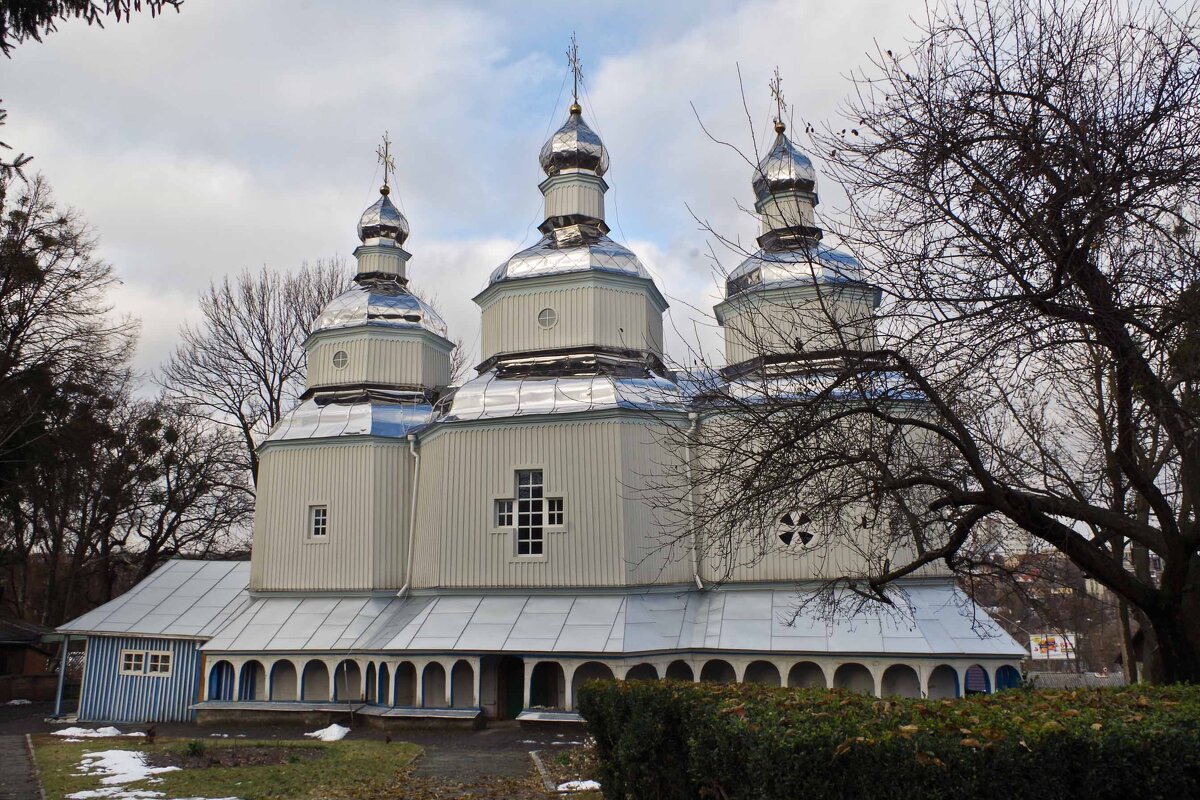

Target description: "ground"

left=1, top=701, right=602, bottom=800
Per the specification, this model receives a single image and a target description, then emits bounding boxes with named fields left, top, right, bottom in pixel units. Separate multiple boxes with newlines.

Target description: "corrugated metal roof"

left=59, top=560, right=251, bottom=640
left=201, top=581, right=1025, bottom=658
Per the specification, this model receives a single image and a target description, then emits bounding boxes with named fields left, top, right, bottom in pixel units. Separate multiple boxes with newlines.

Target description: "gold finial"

left=376, top=131, right=396, bottom=196
left=769, top=67, right=787, bottom=134
left=567, top=32, right=583, bottom=113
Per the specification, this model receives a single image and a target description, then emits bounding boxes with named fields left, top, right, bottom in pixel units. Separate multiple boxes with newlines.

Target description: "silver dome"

left=358, top=192, right=410, bottom=245
left=726, top=244, right=865, bottom=296
left=312, top=282, right=448, bottom=338
left=752, top=131, right=817, bottom=202
left=539, top=106, right=609, bottom=177
left=488, top=225, right=650, bottom=285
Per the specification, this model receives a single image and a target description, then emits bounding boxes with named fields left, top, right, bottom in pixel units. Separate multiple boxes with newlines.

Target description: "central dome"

left=752, top=130, right=816, bottom=202
left=312, top=279, right=447, bottom=338
left=488, top=223, right=649, bottom=285
left=539, top=105, right=609, bottom=177
left=358, top=193, right=410, bottom=245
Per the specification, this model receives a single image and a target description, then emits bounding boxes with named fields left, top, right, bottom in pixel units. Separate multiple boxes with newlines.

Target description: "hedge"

left=576, top=681, right=1200, bottom=800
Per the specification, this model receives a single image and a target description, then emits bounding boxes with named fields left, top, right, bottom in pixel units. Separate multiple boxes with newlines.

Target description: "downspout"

left=397, top=433, right=421, bottom=599
left=685, top=412, right=704, bottom=590
left=52, top=634, right=70, bottom=718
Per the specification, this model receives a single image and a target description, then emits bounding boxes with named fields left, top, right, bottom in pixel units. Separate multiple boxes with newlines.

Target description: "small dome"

left=539, top=106, right=609, bottom=177
left=752, top=130, right=816, bottom=202
left=312, top=281, right=448, bottom=338
left=725, top=244, right=866, bottom=297
left=358, top=192, right=410, bottom=245
left=488, top=224, right=650, bottom=285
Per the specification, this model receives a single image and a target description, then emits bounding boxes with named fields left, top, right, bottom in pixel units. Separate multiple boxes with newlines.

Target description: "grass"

left=33, top=735, right=421, bottom=800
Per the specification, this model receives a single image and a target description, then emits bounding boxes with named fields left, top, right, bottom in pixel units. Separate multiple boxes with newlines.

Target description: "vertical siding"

left=479, top=280, right=662, bottom=362
left=306, top=332, right=451, bottom=390
left=251, top=441, right=411, bottom=591
left=78, top=636, right=201, bottom=723
left=619, top=422, right=693, bottom=585
left=721, top=292, right=877, bottom=366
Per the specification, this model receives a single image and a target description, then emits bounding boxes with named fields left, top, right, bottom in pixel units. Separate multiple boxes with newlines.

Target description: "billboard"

left=1029, top=632, right=1077, bottom=660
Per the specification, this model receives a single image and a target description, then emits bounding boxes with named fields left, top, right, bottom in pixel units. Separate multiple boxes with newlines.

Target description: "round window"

left=537, top=307, right=558, bottom=329
left=332, top=350, right=349, bottom=369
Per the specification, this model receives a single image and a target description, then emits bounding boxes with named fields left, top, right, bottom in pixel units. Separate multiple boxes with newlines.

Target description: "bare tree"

left=660, top=0, right=1200, bottom=682
left=159, top=261, right=348, bottom=483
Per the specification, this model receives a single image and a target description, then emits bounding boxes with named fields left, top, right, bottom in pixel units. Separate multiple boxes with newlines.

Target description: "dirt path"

left=0, top=735, right=40, bottom=800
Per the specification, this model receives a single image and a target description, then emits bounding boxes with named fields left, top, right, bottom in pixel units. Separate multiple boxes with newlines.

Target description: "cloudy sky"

left=5, top=0, right=926, bottom=380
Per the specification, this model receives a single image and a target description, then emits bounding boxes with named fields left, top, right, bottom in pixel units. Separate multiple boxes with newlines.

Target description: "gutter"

left=398, top=433, right=421, bottom=599
left=685, top=411, right=704, bottom=590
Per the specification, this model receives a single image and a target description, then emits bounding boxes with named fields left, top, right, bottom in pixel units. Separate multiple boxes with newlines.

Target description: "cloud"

left=4, top=0, right=927, bottom=380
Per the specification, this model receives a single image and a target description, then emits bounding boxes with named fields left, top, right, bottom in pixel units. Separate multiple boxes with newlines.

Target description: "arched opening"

left=378, top=663, right=391, bottom=705
left=995, top=665, right=1021, bottom=691
left=927, top=664, right=959, bottom=699
left=787, top=661, right=826, bottom=688
left=571, top=661, right=615, bottom=708
left=333, top=660, right=361, bottom=702
left=269, top=660, right=297, bottom=701
left=451, top=660, right=476, bottom=708
left=365, top=663, right=377, bottom=704
left=700, top=660, right=736, bottom=684
left=624, top=663, right=658, bottom=681
left=422, top=662, right=447, bottom=708
left=881, top=664, right=921, bottom=698
left=965, top=664, right=991, bottom=694
left=393, top=662, right=416, bottom=706
left=492, top=655, right=524, bottom=719
left=743, top=661, right=782, bottom=686
left=665, top=660, right=694, bottom=682
left=530, top=661, right=566, bottom=709
left=238, top=660, right=266, bottom=701
left=207, top=660, right=235, bottom=701
left=833, top=663, right=874, bottom=695
left=301, top=660, right=330, bottom=702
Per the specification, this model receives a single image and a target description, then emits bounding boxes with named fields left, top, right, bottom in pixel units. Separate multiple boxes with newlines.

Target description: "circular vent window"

left=538, top=307, right=558, bottom=329
left=332, top=350, right=349, bottom=369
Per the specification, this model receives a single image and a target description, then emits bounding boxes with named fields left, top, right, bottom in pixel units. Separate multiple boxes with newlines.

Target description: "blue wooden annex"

left=58, top=560, right=249, bottom=723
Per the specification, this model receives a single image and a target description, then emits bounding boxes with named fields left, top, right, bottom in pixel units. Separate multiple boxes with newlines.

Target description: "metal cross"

left=769, top=67, right=786, bottom=128
left=376, top=131, right=396, bottom=192
left=567, top=33, right=583, bottom=105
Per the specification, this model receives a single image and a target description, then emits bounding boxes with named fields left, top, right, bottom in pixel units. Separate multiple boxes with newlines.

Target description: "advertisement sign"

left=1029, top=632, right=1077, bottom=660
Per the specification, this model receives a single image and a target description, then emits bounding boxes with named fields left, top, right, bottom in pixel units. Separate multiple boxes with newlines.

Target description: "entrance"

left=497, top=656, right=524, bottom=719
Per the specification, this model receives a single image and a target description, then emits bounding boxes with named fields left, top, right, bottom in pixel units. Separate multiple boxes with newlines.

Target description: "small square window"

left=547, top=497, right=564, bottom=526
left=496, top=499, right=514, bottom=528
left=146, top=652, right=172, bottom=676
left=309, top=505, right=328, bottom=540
left=120, top=650, right=145, bottom=675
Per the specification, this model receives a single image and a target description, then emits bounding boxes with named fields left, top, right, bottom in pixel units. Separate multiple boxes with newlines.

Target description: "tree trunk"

left=1144, top=561, right=1200, bottom=683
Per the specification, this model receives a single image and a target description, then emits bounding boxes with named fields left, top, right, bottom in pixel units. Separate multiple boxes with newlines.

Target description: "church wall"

left=412, top=416, right=689, bottom=589
left=720, top=288, right=877, bottom=366
left=306, top=331, right=451, bottom=391
left=250, top=440, right=411, bottom=591
left=478, top=280, right=663, bottom=363
left=618, top=422, right=694, bottom=585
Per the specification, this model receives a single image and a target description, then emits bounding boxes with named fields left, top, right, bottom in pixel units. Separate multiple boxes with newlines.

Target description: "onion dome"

left=357, top=191, right=410, bottom=245
left=751, top=122, right=816, bottom=202
left=725, top=244, right=865, bottom=297
left=312, top=279, right=448, bottom=338
left=539, top=103, right=610, bottom=177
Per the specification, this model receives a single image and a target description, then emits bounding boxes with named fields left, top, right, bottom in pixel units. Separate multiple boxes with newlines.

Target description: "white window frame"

left=308, top=504, right=329, bottom=542
left=546, top=496, right=565, bottom=528
left=119, top=649, right=145, bottom=676
left=145, top=651, right=173, bottom=677
left=515, top=469, right=546, bottom=558
left=495, top=498, right=514, bottom=528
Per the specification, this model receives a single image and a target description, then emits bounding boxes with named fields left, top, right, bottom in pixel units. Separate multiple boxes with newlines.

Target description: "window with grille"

left=309, top=505, right=328, bottom=540
left=119, top=650, right=144, bottom=675
left=516, top=470, right=544, bottom=556
left=146, top=651, right=172, bottom=676
left=495, top=499, right=514, bottom=528
left=547, top=497, right=564, bottom=527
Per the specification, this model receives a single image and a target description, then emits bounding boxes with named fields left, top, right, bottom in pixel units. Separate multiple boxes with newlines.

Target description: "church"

left=58, top=80, right=1024, bottom=725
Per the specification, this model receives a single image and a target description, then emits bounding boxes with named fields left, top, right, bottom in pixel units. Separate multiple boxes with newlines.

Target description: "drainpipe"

left=53, top=634, right=70, bottom=718
left=397, top=434, right=421, bottom=599
left=685, top=412, right=704, bottom=590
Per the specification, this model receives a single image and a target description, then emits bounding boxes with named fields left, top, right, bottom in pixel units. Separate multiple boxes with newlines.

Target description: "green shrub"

left=577, top=681, right=1200, bottom=800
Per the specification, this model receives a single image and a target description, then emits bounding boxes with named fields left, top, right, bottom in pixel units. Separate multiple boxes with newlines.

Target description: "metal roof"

left=202, top=581, right=1024, bottom=659
left=58, top=560, right=251, bottom=640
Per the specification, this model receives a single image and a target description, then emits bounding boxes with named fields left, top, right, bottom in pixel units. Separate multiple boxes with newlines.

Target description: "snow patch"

left=304, top=723, right=350, bottom=742
left=5, top=698, right=32, bottom=705
left=558, top=779, right=601, bottom=792
left=74, top=750, right=180, bottom=786
left=55, top=727, right=128, bottom=738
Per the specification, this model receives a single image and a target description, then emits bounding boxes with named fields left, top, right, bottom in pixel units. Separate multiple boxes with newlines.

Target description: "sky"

left=4, top=0, right=928, bottom=381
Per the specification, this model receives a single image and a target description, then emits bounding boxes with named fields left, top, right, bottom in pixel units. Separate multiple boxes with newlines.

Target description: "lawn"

left=33, top=735, right=421, bottom=800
